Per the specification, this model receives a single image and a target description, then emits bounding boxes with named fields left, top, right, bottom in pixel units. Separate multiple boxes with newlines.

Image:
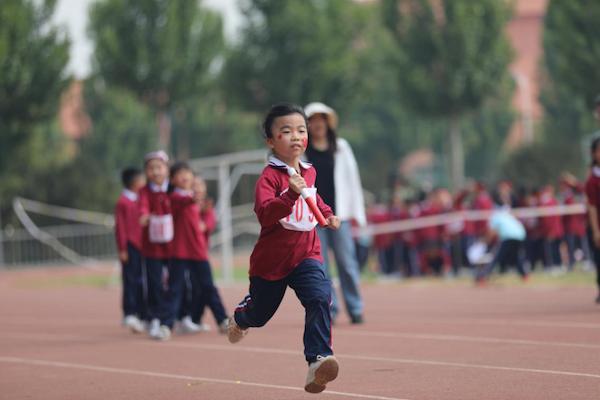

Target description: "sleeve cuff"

left=281, top=190, right=300, bottom=205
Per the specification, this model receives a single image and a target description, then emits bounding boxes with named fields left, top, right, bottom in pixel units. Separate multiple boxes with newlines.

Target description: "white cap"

left=144, top=150, right=169, bottom=164
left=304, top=102, right=338, bottom=130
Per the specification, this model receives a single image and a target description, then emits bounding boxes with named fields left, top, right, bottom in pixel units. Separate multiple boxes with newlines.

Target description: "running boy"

left=164, top=162, right=228, bottom=337
left=227, top=103, right=341, bottom=393
left=139, top=150, right=173, bottom=340
left=115, top=167, right=146, bottom=333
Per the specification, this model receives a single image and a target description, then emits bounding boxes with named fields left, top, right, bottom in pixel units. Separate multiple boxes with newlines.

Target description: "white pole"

left=218, top=161, right=234, bottom=284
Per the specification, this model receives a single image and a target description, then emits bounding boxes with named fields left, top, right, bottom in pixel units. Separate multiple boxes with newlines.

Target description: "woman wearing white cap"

left=304, top=102, right=366, bottom=324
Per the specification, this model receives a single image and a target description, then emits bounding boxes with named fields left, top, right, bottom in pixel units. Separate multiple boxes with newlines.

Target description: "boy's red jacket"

left=169, top=189, right=210, bottom=261
left=249, top=157, right=333, bottom=280
left=139, top=182, right=172, bottom=259
left=114, top=190, right=142, bottom=252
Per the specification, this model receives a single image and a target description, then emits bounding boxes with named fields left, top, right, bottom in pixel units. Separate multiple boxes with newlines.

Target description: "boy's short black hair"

left=170, top=161, right=193, bottom=179
left=262, top=103, right=308, bottom=139
left=121, top=167, right=142, bottom=189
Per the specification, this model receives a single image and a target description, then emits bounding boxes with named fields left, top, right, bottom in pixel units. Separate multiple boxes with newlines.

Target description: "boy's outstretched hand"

left=326, top=215, right=341, bottom=230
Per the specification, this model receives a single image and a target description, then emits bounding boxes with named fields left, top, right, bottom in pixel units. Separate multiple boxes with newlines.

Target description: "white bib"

left=149, top=214, right=174, bottom=243
left=279, top=188, right=319, bottom=232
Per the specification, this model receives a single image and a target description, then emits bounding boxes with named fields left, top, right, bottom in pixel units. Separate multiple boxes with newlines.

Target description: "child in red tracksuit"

left=115, top=167, right=146, bottom=333
left=159, top=162, right=229, bottom=338
left=138, top=150, right=173, bottom=340
left=190, top=176, right=221, bottom=328
left=227, top=103, right=341, bottom=393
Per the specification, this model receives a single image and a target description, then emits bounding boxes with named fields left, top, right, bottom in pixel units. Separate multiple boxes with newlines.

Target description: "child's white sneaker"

left=123, top=315, right=145, bottom=334
left=148, top=318, right=161, bottom=338
left=305, top=355, right=339, bottom=393
left=178, top=316, right=202, bottom=334
left=226, top=317, right=247, bottom=343
left=218, top=318, right=229, bottom=335
left=149, top=324, right=171, bottom=341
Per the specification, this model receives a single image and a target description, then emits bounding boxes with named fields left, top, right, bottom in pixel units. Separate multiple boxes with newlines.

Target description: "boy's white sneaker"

left=178, top=316, right=202, bottom=334
left=123, top=315, right=145, bottom=334
left=305, top=355, right=339, bottom=394
left=226, top=317, right=247, bottom=343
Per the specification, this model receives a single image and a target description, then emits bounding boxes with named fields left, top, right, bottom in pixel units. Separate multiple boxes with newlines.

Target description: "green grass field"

left=11, top=263, right=596, bottom=290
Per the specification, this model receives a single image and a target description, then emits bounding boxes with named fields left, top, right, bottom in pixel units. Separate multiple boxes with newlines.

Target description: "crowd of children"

left=368, top=175, right=590, bottom=281
left=114, top=150, right=228, bottom=341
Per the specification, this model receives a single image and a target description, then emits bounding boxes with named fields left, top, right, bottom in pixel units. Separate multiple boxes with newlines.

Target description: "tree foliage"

left=223, top=0, right=367, bottom=115
left=88, top=0, right=224, bottom=110
left=382, top=0, right=514, bottom=188
left=0, top=0, right=70, bottom=203
left=543, top=0, right=600, bottom=107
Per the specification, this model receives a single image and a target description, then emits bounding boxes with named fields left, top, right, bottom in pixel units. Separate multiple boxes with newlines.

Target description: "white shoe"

left=218, top=318, right=229, bottom=335
left=149, top=324, right=171, bottom=341
left=226, top=317, right=247, bottom=344
left=178, top=316, right=202, bottom=334
left=198, top=323, right=212, bottom=332
left=305, top=355, right=339, bottom=393
left=148, top=319, right=161, bottom=338
left=123, top=315, right=145, bottom=334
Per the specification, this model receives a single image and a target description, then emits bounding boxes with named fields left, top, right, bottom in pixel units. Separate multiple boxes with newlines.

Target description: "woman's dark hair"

left=591, top=137, right=600, bottom=166
left=307, top=114, right=338, bottom=153
left=121, top=167, right=142, bottom=189
left=262, top=103, right=308, bottom=139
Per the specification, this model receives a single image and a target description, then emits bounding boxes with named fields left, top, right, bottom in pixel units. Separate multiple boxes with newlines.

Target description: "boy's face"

left=145, top=159, right=168, bottom=185
left=130, top=175, right=146, bottom=193
left=172, top=169, right=194, bottom=191
left=267, top=113, right=308, bottom=162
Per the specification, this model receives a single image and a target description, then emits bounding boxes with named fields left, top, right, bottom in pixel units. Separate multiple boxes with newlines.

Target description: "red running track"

left=0, top=267, right=599, bottom=400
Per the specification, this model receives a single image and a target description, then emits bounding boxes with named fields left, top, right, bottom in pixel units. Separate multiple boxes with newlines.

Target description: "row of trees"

left=1, top=0, right=599, bottom=221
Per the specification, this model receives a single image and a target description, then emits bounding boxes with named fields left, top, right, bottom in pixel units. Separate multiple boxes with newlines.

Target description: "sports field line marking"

left=0, top=356, right=409, bottom=400
left=4, top=315, right=600, bottom=329
left=333, top=330, right=600, bottom=350
left=155, top=342, right=600, bottom=380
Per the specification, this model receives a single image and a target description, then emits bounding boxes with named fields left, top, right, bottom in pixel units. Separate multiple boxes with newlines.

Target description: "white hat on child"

left=144, top=150, right=169, bottom=164
left=304, top=102, right=338, bottom=130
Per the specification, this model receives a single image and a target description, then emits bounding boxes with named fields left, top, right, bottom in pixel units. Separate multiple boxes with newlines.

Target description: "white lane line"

left=154, top=342, right=600, bottom=380
left=0, top=356, right=409, bottom=400
left=334, top=330, right=600, bottom=350
left=3, top=315, right=600, bottom=329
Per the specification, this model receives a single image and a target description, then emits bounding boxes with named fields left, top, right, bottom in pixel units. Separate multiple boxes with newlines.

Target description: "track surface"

left=1, top=267, right=599, bottom=399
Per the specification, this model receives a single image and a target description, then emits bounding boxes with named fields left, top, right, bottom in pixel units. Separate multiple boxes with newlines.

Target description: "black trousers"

left=234, top=259, right=332, bottom=364
left=144, top=257, right=168, bottom=322
left=163, top=259, right=227, bottom=328
left=478, top=239, right=528, bottom=280
left=587, top=232, right=600, bottom=289
left=121, top=244, right=145, bottom=318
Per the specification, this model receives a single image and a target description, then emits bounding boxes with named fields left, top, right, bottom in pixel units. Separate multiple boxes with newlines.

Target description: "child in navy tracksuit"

left=115, top=167, right=146, bottom=333
left=227, top=103, right=341, bottom=393
left=138, top=150, right=173, bottom=340
left=189, top=176, right=222, bottom=329
left=161, top=162, right=228, bottom=337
